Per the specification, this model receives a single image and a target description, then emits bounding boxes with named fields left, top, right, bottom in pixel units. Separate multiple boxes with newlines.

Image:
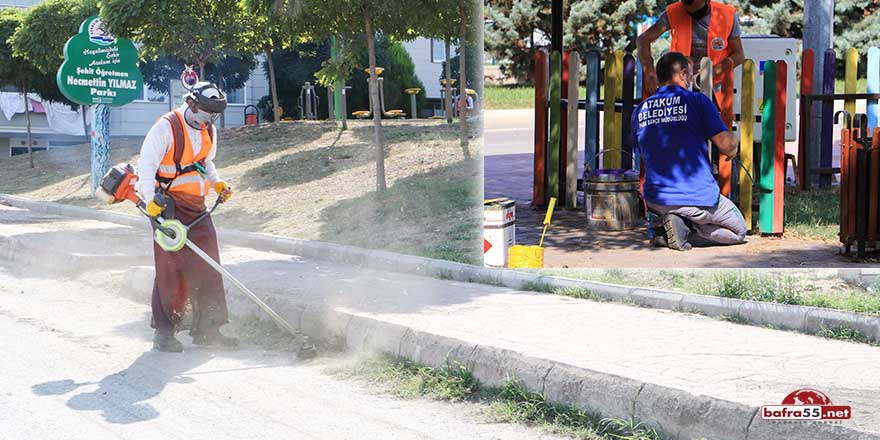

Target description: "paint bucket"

left=483, top=198, right=515, bottom=268
left=584, top=167, right=642, bottom=231
left=508, top=197, right=556, bottom=269
left=508, top=245, right=543, bottom=268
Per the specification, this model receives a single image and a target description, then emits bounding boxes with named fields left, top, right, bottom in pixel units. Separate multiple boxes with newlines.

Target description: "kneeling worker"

left=631, top=52, right=747, bottom=251
left=136, top=82, right=238, bottom=351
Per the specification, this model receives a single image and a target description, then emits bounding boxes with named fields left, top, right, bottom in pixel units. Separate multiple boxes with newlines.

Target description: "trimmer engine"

left=96, top=163, right=140, bottom=205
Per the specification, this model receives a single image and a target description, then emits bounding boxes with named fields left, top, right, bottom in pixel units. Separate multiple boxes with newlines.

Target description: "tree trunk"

left=365, top=10, right=387, bottom=192
left=265, top=46, right=280, bottom=122
left=458, top=5, right=470, bottom=159
left=218, top=65, right=226, bottom=129
left=198, top=61, right=206, bottom=80
left=444, top=37, right=453, bottom=124
left=168, top=79, right=174, bottom=111
left=23, top=87, right=33, bottom=168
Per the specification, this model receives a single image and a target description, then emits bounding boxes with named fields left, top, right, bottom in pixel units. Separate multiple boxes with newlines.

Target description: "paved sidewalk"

left=2, top=204, right=878, bottom=439
left=483, top=110, right=871, bottom=268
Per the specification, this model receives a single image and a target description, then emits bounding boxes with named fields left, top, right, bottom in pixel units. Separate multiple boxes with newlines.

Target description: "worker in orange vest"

left=637, top=0, right=745, bottom=105
left=135, top=81, right=237, bottom=352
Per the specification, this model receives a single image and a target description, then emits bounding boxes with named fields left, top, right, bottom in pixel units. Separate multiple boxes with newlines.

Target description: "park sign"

left=56, top=16, right=143, bottom=106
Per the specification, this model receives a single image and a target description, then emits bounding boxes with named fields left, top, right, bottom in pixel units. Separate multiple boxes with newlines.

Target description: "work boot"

left=153, top=329, right=184, bottom=353
left=650, top=233, right=668, bottom=248
left=661, top=213, right=692, bottom=251
left=192, top=330, right=240, bottom=348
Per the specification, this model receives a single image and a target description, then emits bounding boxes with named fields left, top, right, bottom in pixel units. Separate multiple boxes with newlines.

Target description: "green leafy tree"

left=296, top=0, right=433, bottom=192
left=485, top=0, right=551, bottom=83
left=1, top=8, right=43, bottom=168
left=100, top=0, right=255, bottom=79
left=565, top=0, right=662, bottom=51
left=486, top=0, right=662, bottom=82
left=346, top=36, right=426, bottom=116
left=264, top=41, right=333, bottom=120
left=10, top=0, right=97, bottom=142
left=246, top=0, right=307, bottom=121
left=10, top=0, right=99, bottom=74
left=421, top=0, right=462, bottom=123
left=453, top=0, right=481, bottom=158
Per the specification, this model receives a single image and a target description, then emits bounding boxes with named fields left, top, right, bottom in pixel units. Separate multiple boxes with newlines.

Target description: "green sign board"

left=57, top=16, right=143, bottom=106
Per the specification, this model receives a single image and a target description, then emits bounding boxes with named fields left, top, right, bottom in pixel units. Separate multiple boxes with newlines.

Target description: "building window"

left=431, top=39, right=456, bottom=64
left=135, top=85, right=167, bottom=103
left=226, top=87, right=245, bottom=105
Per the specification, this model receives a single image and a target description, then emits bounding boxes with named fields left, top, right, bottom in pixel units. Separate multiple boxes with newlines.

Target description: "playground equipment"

left=298, top=82, right=319, bottom=120
left=405, top=88, right=421, bottom=119
left=453, top=89, right=480, bottom=117
left=439, top=79, right=456, bottom=118
left=534, top=46, right=789, bottom=235
left=352, top=67, right=404, bottom=119
left=243, top=105, right=259, bottom=126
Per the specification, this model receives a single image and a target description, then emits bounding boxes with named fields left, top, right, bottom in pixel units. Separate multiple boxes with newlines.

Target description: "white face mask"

left=184, top=105, right=217, bottom=129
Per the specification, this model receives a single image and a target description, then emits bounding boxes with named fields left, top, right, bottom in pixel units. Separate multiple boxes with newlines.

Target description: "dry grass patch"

left=0, top=119, right=481, bottom=263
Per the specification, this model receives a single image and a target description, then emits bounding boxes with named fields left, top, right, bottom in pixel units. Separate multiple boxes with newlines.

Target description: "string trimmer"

left=96, top=163, right=318, bottom=359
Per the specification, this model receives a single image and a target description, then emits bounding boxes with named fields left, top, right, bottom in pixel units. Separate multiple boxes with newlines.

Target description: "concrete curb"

left=114, top=265, right=879, bottom=440
left=2, top=194, right=878, bottom=343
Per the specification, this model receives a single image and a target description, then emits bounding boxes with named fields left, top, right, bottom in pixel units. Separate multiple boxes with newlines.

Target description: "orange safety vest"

left=667, top=1, right=735, bottom=110
left=155, top=110, right=214, bottom=197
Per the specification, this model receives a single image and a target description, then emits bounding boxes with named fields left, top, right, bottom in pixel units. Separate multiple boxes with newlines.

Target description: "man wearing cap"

left=637, top=0, right=745, bottom=106
left=136, top=81, right=238, bottom=352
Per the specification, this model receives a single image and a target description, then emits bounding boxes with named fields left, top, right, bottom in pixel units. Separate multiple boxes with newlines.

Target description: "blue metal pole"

left=90, top=104, right=110, bottom=195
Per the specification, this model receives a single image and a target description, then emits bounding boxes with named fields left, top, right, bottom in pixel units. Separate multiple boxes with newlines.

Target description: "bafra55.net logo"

left=761, top=389, right=852, bottom=423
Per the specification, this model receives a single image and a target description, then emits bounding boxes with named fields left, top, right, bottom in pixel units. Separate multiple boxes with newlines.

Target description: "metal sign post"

left=56, top=16, right=143, bottom=195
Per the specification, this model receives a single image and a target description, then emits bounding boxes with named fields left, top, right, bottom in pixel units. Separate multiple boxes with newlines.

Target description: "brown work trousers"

left=150, top=192, right=228, bottom=336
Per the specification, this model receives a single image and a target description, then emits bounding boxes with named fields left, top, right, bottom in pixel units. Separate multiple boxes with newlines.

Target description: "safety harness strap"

left=155, top=112, right=214, bottom=185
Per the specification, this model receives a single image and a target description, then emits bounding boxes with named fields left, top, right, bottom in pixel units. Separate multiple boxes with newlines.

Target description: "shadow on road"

left=32, top=350, right=213, bottom=424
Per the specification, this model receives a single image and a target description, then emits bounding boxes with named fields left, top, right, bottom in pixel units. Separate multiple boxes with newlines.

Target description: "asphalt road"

left=0, top=265, right=560, bottom=440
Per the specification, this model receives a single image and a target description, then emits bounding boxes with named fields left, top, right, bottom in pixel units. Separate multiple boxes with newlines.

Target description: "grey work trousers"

left=647, top=195, right=748, bottom=246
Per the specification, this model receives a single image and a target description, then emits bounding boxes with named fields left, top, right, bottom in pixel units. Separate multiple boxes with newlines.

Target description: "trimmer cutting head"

left=96, top=163, right=140, bottom=205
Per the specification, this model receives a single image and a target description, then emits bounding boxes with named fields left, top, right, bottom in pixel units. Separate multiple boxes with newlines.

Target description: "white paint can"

left=483, top=199, right=516, bottom=268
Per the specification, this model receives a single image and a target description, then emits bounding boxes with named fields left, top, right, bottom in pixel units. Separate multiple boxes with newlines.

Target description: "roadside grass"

left=329, top=354, right=663, bottom=440
left=319, top=158, right=482, bottom=265
left=484, top=85, right=535, bottom=109
left=487, top=78, right=863, bottom=110
left=533, top=269, right=880, bottom=316
left=520, top=281, right=600, bottom=301
left=784, top=187, right=839, bottom=242
left=818, top=325, right=878, bottom=345
left=484, top=84, right=593, bottom=110
left=834, top=78, right=867, bottom=95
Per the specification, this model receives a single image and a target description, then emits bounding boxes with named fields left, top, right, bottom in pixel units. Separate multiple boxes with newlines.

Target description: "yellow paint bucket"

left=507, top=197, right=556, bottom=269
left=508, top=245, right=544, bottom=268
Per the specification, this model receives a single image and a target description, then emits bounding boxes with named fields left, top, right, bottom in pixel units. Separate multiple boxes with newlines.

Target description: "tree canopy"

left=10, top=0, right=99, bottom=76
left=486, top=0, right=880, bottom=83
left=100, top=0, right=257, bottom=77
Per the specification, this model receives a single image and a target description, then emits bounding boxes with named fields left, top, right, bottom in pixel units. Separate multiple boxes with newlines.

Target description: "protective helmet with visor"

left=184, top=81, right=227, bottom=126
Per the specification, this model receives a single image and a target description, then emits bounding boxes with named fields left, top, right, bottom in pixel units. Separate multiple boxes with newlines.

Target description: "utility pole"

left=803, top=0, right=834, bottom=187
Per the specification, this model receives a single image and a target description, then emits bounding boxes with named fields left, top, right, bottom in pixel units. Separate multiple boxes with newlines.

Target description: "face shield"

left=185, top=82, right=227, bottom=127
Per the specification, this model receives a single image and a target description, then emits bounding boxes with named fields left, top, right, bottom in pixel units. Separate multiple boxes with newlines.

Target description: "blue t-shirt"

left=631, top=85, right=727, bottom=207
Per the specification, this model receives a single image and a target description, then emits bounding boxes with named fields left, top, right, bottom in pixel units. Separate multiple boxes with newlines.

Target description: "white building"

left=1, top=0, right=451, bottom=155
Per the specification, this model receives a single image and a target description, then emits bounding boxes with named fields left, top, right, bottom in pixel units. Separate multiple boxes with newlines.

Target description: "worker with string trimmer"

left=135, top=81, right=237, bottom=352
